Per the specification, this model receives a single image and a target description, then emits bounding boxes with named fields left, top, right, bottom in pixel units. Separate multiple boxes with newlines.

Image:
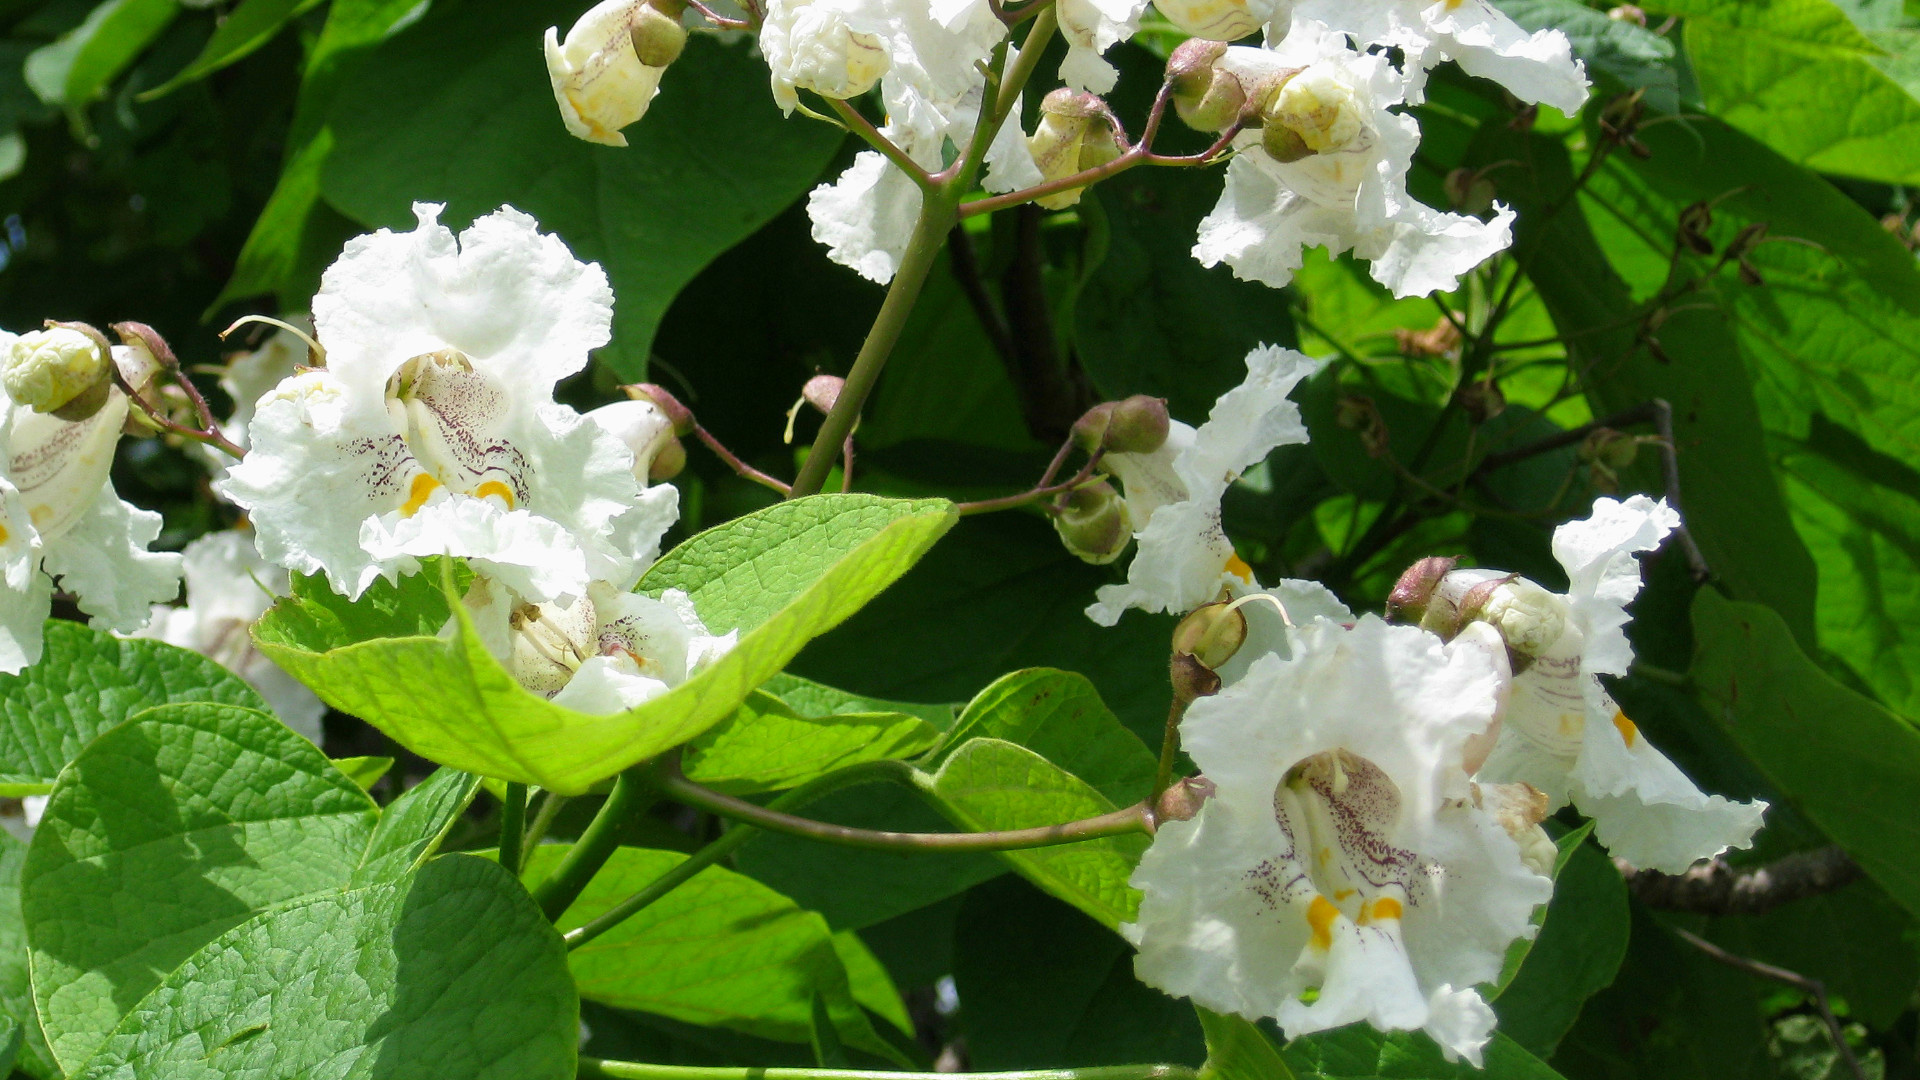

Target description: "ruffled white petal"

left=0, top=476, right=49, bottom=674
left=41, top=487, right=182, bottom=634
left=313, top=203, right=614, bottom=400
left=1551, top=494, right=1678, bottom=677
left=808, top=150, right=926, bottom=284
left=1057, top=0, right=1151, bottom=93
left=1418, top=0, right=1589, bottom=116
left=1088, top=345, right=1318, bottom=624
left=362, top=496, right=592, bottom=604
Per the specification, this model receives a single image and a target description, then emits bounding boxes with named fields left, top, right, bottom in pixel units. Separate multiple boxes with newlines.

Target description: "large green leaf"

left=953, top=876, right=1203, bottom=1070
left=320, top=0, right=843, bottom=375
left=69, top=854, right=577, bottom=1079
left=523, top=845, right=908, bottom=1060
left=0, top=620, right=268, bottom=795
left=22, top=702, right=379, bottom=1073
left=256, top=495, right=957, bottom=793
left=683, top=691, right=939, bottom=795
left=927, top=738, right=1149, bottom=930
left=1689, top=590, right=1920, bottom=918
left=1490, top=837, right=1629, bottom=1059
left=1464, top=123, right=1820, bottom=642
left=941, top=668, right=1158, bottom=807
left=23, top=0, right=178, bottom=110
left=759, top=672, right=956, bottom=731
left=0, top=832, right=52, bottom=1079
left=350, top=765, right=483, bottom=888
left=142, top=0, right=323, bottom=99
left=1645, top=0, right=1920, bottom=183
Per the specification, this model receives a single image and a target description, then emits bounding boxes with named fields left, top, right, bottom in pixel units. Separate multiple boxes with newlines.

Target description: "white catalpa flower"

left=1192, top=26, right=1515, bottom=298
left=459, top=576, right=737, bottom=715
left=759, top=0, right=892, bottom=113
left=1281, top=0, right=1589, bottom=115
left=132, top=530, right=326, bottom=745
left=1127, top=615, right=1552, bottom=1064
left=218, top=204, right=678, bottom=605
left=1057, top=0, right=1153, bottom=93
left=1154, top=0, right=1277, bottom=41
left=808, top=26, right=1044, bottom=283
left=546, top=0, right=683, bottom=146
left=1087, top=344, right=1318, bottom=626
left=1426, top=496, right=1766, bottom=873
left=0, top=340, right=183, bottom=673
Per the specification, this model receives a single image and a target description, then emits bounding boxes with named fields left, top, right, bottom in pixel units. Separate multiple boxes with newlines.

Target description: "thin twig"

left=693, top=424, right=790, bottom=495
left=825, top=97, right=935, bottom=192
left=954, top=445, right=1103, bottom=515
left=1674, top=928, right=1867, bottom=1080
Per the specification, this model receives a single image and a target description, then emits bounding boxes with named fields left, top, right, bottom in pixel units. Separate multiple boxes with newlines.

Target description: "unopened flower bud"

left=1443, top=167, right=1495, bottom=215
left=1074, top=395, right=1170, bottom=455
left=1259, top=66, right=1364, bottom=164
left=1155, top=775, right=1216, bottom=824
left=545, top=0, right=673, bottom=148
left=622, top=382, right=694, bottom=435
left=1171, top=600, right=1248, bottom=670
left=4, top=326, right=109, bottom=413
left=631, top=0, right=688, bottom=67
left=802, top=373, right=843, bottom=415
left=1167, top=40, right=1247, bottom=133
left=587, top=399, right=682, bottom=485
left=1456, top=574, right=1567, bottom=663
left=1152, top=0, right=1271, bottom=42
left=1170, top=651, right=1222, bottom=703
left=1579, top=428, right=1638, bottom=471
left=762, top=0, right=890, bottom=110
left=1028, top=90, right=1123, bottom=210
left=1053, top=479, right=1133, bottom=565
left=1385, top=555, right=1458, bottom=624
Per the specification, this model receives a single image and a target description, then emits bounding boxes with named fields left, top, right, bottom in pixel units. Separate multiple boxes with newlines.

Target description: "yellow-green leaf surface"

left=0, top=620, right=268, bottom=795
left=928, top=738, right=1149, bottom=931
left=1197, top=1009, right=1293, bottom=1080
left=1690, top=590, right=1920, bottom=917
left=683, top=690, right=939, bottom=795
left=70, top=855, right=576, bottom=1080
left=256, top=495, right=956, bottom=793
left=524, top=845, right=909, bottom=1061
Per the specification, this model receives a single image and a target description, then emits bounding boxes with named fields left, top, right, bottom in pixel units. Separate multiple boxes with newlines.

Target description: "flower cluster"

left=541, top=0, right=1586, bottom=300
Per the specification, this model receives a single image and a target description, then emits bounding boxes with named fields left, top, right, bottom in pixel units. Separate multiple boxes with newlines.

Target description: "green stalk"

left=498, top=782, right=527, bottom=877
left=579, top=1059, right=1200, bottom=1080
left=529, top=769, right=654, bottom=921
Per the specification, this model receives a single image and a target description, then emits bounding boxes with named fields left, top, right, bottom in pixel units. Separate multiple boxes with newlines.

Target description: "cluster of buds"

left=1051, top=395, right=1171, bottom=565
left=1166, top=38, right=1371, bottom=169
left=545, top=0, right=690, bottom=148
left=0, top=320, right=182, bottom=432
left=1026, top=90, right=1126, bottom=210
left=1071, top=394, right=1169, bottom=456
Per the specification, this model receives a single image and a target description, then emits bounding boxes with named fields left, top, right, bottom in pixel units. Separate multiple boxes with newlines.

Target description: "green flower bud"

left=4, top=326, right=110, bottom=413
left=1168, top=40, right=1247, bottom=133
left=631, top=0, right=688, bottom=67
left=1171, top=600, right=1249, bottom=670
left=1105, top=394, right=1171, bottom=455
left=1053, top=479, right=1133, bottom=565
left=1028, top=89, right=1124, bottom=211
left=1258, top=66, right=1364, bottom=164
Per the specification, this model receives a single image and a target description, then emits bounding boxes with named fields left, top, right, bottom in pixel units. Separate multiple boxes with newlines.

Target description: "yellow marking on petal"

left=1316, top=846, right=1332, bottom=866
left=0, top=523, right=8, bottom=545
left=28, top=506, right=51, bottom=528
left=1334, top=889, right=1354, bottom=902
left=472, top=480, right=515, bottom=509
left=1307, top=895, right=1339, bottom=951
left=1559, top=713, right=1582, bottom=737
left=1368, top=897, right=1403, bottom=923
left=1225, top=553, right=1254, bottom=583
left=401, top=474, right=442, bottom=518
left=1613, top=710, right=1639, bottom=747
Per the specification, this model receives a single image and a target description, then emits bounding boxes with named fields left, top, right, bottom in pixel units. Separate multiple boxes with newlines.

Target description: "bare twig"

left=1621, top=846, right=1863, bottom=918
left=1674, top=928, right=1867, bottom=1080
left=693, top=424, right=791, bottom=495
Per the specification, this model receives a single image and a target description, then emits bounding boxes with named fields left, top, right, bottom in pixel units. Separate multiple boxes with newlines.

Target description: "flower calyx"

left=1028, top=89, right=1126, bottom=211
left=1384, top=555, right=1458, bottom=626
left=631, top=0, right=689, bottom=68
left=1167, top=40, right=1247, bottom=134
left=1171, top=599, right=1248, bottom=672
left=622, top=382, right=695, bottom=436
left=1052, top=478, right=1133, bottom=565
left=1072, top=394, right=1170, bottom=455
left=1154, top=774, right=1216, bottom=825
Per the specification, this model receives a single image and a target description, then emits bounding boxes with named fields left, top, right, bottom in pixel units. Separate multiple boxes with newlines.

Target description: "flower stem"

left=498, top=782, right=527, bottom=876
left=1151, top=696, right=1195, bottom=803
left=523, top=791, right=570, bottom=853
left=659, top=763, right=1150, bottom=852
left=563, top=759, right=908, bottom=951
left=529, top=769, right=655, bottom=921
left=579, top=1061, right=1200, bottom=1080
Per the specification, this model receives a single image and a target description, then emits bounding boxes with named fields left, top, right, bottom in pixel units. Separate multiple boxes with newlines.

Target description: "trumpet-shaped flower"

left=0, top=340, right=183, bottom=673
left=218, top=204, right=676, bottom=604
left=1282, top=0, right=1589, bottom=115
left=1428, top=496, right=1766, bottom=873
left=546, top=0, right=680, bottom=146
left=1057, top=0, right=1153, bottom=93
left=1087, top=344, right=1318, bottom=626
left=1127, top=616, right=1552, bottom=1064
left=460, top=576, right=736, bottom=715
left=133, top=530, right=326, bottom=744
left=1192, top=26, right=1515, bottom=298
left=760, top=0, right=892, bottom=113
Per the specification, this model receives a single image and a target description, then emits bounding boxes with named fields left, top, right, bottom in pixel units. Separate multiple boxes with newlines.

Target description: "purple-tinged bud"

left=1053, top=479, right=1133, bottom=565
left=1104, top=395, right=1170, bottom=455
left=1168, top=40, right=1247, bottom=133
left=1155, top=775, right=1216, bottom=824
left=622, top=382, right=694, bottom=435
left=1170, top=651, right=1223, bottom=704
left=1385, top=556, right=1458, bottom=624
left=1073, top=401, right=1115, bottom=453
left=1028, top=90, right=1125, bottom=210
left=802, top=373, right=844, bottom=415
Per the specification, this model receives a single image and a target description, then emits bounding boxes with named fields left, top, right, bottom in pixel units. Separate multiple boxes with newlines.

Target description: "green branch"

left=579, top=1059, right=1200, bottom=1080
